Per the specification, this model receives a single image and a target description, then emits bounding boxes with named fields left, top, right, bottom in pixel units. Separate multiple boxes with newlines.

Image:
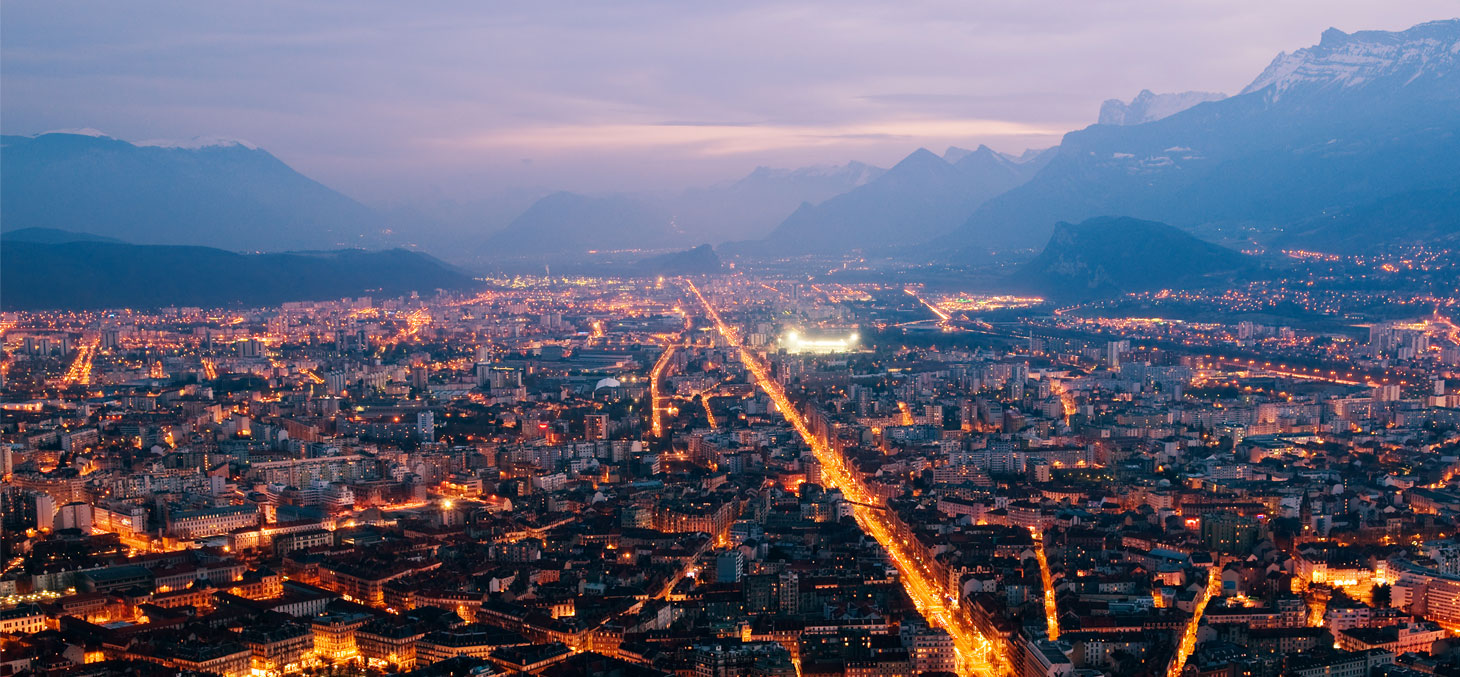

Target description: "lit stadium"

left=781, top=329, right=861, bottom=354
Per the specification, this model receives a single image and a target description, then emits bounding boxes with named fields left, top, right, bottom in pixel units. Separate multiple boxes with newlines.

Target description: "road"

left=896, top=401, right=915, bottom=426
left=650, top=342, right=679, bottom=437
left=61, top=334, right=99, bottom=387
left=1015, top=321, right=1425, bottom=390
left=1049, top=379, right=1076, bottom=425
left=1199, top=355, right=1409, bottom=388
left=1031, top=528, right=1060, bottom=640
left=1166, top=566, right=1223, bottom=677
left=700, top=391, right=717, bottom=429
left=686, top=279, right=994, bottom=677
left=905, top=287, right=951, bottom=324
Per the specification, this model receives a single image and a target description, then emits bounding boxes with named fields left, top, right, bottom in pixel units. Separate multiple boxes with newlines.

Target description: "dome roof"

left=594, top=377, right=622, bottom=390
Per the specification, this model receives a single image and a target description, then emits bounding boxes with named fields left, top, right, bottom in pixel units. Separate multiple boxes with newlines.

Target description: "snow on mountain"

left=30, top=130, right=260, bottom=150
left=40, top=128, right=114, bottom=138
left=1240, top=19, right=1460, bottom=99
left=1098, top=90, right=1226, bottom=126
left=137, top=135, right=261, bottom=150
left=941, top=19, right=1460, bottom=254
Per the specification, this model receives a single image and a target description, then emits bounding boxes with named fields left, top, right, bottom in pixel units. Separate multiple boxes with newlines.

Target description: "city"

left=3, top=266, right=1460, bottom=676
left=4, top=4, right=1460, bottom=677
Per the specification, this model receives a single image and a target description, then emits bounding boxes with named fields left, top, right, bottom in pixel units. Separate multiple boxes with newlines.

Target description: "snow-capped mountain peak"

left=1240, top=19, right=1460, bottom=99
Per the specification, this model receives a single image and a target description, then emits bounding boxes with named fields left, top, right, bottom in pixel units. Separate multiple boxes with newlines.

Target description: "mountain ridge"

left=1007, top=216, right=1254, bottom=301
left=1, top=241, right=477, bottom=311
left=1098, top=90, right=1226, bottom=126
left=1, top=132, right=385, bottom=252
left=747, top=145, right=1042, bottom=255
left=938, top=18, right=1460, bottom=256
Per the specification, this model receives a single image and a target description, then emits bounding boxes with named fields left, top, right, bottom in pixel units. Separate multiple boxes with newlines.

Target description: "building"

left=692, top=641, right=796, bottom=677
left=311, top=612, right=370, bottom=662
left=358, top=619, right=427, bottom=670
left=417, top=625, right=530, bottom=664
left=79, top=565, right=155, bottom=593
left=1392, top=558, right=1460, bottom=631
left=166, top=505, right=261, bottom=539
left=1287, top=649, right=1393, bottom=677
left=1021, top=638, right=1073, bottom=677
left=0, top=604, right=46, bottom=635
left=717, top=551, right=744, bottom=584
left=1201, top=513, right=1261, bottom=556
left=240, top=623, right=313, bottom=675
left=585, top=414, right=610, bottom=442
left=159, top=643, right=253, bottom=677
left=1337, top=622, right=1445, bottom=655
left=908, top=629, right=957, bottom=674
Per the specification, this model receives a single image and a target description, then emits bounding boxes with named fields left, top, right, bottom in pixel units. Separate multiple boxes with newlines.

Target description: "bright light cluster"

left=935, top=294, right=1045, bottom=312
left=782, top=329, right=860, bottom=354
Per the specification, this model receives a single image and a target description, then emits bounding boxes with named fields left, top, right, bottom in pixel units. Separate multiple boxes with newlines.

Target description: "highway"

left=905, top=287, right=951, bottom=324
left=686, top=280, right=995, bottom=677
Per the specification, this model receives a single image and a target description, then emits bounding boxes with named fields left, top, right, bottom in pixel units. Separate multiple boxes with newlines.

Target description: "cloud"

left=436, top=118, right=1069, bottom=156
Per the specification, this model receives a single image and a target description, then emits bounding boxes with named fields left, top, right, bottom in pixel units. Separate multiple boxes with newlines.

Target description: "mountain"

left=0, top=241, right=476, bottom=311
left=945, top=145, right=1059, bottom=171
left=474, top=161, right=885, bottom=260
left=750, top=145, right=1040, bottom=255
left=1098, top=90, right=1226, bottom=126
left=666, top=161, right=885, bottom=243
left=1007, top=216, right=1253, bottom=301
left=1274, top=188, right=1460, bottom=253
left=374, top=190, right=550, bottom=261
left=1241, top=23, right=1460, bottom=99
left=1, top=227, right=126, bottom=244
left=636, top=244, right=724, bottom=275
left=942, top=20, right=1460, bottom=254
left=1, top=132, right=383, bottom=251
left=483, top=192, right=682, bottom=258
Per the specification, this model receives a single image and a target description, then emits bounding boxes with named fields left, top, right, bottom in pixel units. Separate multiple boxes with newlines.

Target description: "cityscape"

left=4, top=4, right=1460, bottom=677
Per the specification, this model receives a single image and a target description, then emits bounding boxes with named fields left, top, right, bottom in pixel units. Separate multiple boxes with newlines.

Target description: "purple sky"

left=3, top=1, right=1454, bottom=203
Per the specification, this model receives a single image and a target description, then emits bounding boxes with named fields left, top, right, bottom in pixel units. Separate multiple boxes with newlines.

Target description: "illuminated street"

left=687, top=279, right=996, bottom=677
left=1166, top=568, right=1223, bottom=677
left=649, top=341, right=678, bottom=437
left=1032, top=528, right=1060, bottom=641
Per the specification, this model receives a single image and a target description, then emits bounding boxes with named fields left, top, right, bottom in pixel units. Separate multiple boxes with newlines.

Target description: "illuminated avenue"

left=687, top=279, right=995, bottom=676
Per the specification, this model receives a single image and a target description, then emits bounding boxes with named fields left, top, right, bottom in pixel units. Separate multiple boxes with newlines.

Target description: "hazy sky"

left=3, top=1, right=1454, bottom=203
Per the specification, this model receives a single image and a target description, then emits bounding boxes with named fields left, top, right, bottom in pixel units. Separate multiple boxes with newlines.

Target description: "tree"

left=1372, top=583, right=1392, bottom=608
